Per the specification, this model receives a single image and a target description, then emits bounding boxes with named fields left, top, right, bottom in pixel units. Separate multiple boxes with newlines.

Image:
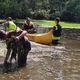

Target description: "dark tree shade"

left=0, top=0, right=80, bottom=22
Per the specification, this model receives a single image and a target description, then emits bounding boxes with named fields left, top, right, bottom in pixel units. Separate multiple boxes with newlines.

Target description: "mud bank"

left=62, top=28, right=80, bottom=40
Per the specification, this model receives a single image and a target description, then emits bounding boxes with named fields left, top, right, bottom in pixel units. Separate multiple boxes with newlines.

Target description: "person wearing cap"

left=1, top=17, right=31, bottom=67
left=0, top=17, right=17, bottom=39
left=0, top=17, right=17, bottom=65
left=52, top=17, right=62, bottom=45
left=23, top=17, right=36, bottom=33
left=4, top=17, right=16, bottom=32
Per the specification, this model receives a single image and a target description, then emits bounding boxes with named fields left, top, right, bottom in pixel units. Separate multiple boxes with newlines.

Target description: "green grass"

left=33, top=20, right=80, bottom=29
left=1, top=19, right=80, bottom=29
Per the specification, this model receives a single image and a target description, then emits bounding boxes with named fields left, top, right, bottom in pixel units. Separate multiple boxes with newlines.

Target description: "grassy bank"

left=33, top=20, right=80, bottom=29
left=1, top=19, right=80, bottom=29
left=15, top=19, right=80, bottom=29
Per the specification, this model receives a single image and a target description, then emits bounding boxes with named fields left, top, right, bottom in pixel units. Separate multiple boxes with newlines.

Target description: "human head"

left=26, top=17, right=31, bottom=23
left=7, top=17, right=12, bottom=21
left=55, top=17, right=60, bottom=24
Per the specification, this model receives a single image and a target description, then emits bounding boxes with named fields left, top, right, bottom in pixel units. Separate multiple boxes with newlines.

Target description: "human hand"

left=6, top=32, right=8, bottom=35
left=16, top=36, right=20, bottom=42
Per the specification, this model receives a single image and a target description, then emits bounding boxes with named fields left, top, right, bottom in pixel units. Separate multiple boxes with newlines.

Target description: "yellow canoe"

left=26, top=30, right=53, bottom=44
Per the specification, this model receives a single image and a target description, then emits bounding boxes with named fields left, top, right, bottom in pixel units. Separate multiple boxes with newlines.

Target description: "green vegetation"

left=15, top=19, right=80, bottom=29
left=0, top=0, right=80, bottom=22
left=34, top=20, right=80, bottom=29
left=0, top=19, right=80, bottom=28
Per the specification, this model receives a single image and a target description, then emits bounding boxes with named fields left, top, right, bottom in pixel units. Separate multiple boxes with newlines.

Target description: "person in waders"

left=1, top=17, right=31, bottom=68
left=0, top=17, right=17, bottom=71
left=52, top=17, right=62, bottom=45
left=1, top=17, right=17, bottom=65
left=16, top=28, right=31, bottom=68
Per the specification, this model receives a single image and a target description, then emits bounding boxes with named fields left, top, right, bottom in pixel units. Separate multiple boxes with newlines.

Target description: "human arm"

left=27, top=24, right=36, bottom=33
left=1, top=22, right=9, bottom=32
left=61, top=29, right=64, bottom=35
left=1, top=21, right=16, bottom=34
left=16, top=29, right=27, bottom=40
left=53, top=26, right=56, bottom=31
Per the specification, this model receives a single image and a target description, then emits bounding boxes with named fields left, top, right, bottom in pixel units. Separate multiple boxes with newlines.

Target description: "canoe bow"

left=26, top=29, right=53, bottom=44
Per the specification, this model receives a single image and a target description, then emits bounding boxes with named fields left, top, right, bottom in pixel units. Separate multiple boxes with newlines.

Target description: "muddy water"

left=0, top=39, right=80, bottom=80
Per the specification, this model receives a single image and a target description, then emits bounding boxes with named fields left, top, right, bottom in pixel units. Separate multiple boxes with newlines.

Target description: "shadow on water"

left=0, top=43, right=19, bottom=74
left=0, top=62, right=18, bottom=74
left=0, top=63, right=4, bottom=73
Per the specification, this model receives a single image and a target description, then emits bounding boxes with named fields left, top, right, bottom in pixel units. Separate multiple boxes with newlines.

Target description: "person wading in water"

left=52, top=17, right=63, bottom=45
left=0, top=17, right=31, bottom=68
left=23, top=17, right=36, bottom=33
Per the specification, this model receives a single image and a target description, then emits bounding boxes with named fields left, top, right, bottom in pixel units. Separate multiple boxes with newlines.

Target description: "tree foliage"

left=0, top=0, right=80, bottom=22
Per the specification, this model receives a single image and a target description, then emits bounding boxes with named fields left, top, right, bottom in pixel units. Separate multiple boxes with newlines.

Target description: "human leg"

left=52, top=40, right=59, bottom=45
left=17, top=40, right=31, bottom=68
left=4, top=39, right=12, bottom=64
left=22, top=41, right=31, bottom=65
left=4, top=49, right=11, bottom=64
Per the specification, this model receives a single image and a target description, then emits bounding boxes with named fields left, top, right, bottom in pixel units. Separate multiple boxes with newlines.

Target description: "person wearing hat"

left=0, top=17, right=17, bottom=66
left=2, top=17, right=16, bottom=32
left=52, top=17, right=63, bottom=45
left=23, top=17, right=36, bottom=33
left=0, top=17, right=16, bottom=38
left=0, top=17, right=31, bottom=68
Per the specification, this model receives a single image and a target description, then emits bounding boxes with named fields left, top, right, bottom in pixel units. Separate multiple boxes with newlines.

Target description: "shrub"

left=32, top=10, right=49, bottom=20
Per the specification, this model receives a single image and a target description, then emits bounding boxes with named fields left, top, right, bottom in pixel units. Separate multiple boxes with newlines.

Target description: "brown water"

left=0, top=39, right=80, bottom=80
